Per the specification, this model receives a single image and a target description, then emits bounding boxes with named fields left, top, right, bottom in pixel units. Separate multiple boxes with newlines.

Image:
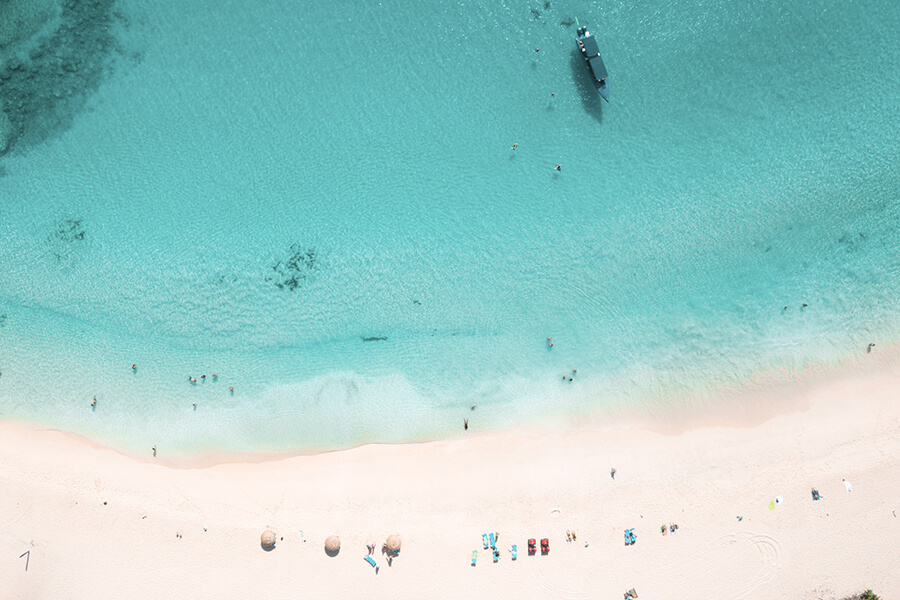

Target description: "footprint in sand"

left=642, top=531, right=784, bottom=600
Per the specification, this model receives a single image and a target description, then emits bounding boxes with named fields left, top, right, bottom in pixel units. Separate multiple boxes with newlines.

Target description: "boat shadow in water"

left=569, top=50, right=604, bottom=124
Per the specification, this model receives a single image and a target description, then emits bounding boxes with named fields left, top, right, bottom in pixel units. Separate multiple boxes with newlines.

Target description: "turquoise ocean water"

left=0, top=0, right=898, bottom=455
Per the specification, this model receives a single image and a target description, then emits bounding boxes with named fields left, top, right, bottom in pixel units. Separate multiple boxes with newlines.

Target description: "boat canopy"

left=581, top=35, right=600, bottom=57
left=588, top=55, right=607, bottom=80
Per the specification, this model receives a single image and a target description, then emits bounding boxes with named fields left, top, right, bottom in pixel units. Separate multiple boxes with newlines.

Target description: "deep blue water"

left=0, top=0, right=898, bottom=454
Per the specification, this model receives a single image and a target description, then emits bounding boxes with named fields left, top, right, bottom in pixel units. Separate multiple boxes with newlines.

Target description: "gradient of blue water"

left=1, top=0, right=898, bottom=454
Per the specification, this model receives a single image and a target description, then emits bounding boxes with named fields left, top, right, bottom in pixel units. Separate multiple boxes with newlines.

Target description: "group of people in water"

left=90, top=365, right=235, bottom=435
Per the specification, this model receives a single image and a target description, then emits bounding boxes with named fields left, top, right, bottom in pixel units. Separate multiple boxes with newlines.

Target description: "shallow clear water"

left=0, top=0, right=898, bottom=454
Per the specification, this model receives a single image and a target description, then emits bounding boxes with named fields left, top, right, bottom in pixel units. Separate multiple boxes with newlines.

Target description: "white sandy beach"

left=1, top=354, right=899, bottom=600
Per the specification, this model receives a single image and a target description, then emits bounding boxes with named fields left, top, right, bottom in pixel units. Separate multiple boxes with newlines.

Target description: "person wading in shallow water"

left=464, top=419, right=468, bottom=431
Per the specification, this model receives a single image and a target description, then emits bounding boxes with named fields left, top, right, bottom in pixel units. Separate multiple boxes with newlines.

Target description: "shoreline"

left=1, top=349, right=899, bottom=598
left=3, top=342, right=894, bottom=469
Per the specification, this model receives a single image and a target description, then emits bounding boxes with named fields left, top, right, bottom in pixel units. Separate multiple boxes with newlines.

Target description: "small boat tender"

left=576, top=25, right=609, bottom=102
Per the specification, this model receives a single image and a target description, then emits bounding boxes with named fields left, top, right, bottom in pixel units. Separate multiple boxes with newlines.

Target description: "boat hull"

left=596, top=80, right=609, bottom=102
left=576, top=27, right=609, bottom=102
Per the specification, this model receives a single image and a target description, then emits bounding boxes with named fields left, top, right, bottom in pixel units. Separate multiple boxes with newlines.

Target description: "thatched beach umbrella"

left=385, top=534, right=401, bottom=554
left=261, top=530, right=276, bottom=548
left=325, top=535, right=340, bottom=554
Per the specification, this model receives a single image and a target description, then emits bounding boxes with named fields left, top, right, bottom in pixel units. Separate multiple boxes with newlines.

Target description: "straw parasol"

left=261, top=530, right=276, bottom=548
left=385, top=534, right=401, bottom=554
left=325, top=535, right=340, bottom=554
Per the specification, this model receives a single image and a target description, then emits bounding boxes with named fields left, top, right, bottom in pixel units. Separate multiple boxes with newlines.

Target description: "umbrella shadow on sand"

left=569, top=50, right=604, bottom=125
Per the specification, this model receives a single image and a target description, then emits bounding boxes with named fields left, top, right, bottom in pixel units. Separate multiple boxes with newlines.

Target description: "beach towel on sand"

left=843, top=479, right=853, bottom=492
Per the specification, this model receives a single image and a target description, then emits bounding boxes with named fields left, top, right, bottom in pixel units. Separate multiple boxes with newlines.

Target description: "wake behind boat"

left=576, top=24, right=609, bottom=102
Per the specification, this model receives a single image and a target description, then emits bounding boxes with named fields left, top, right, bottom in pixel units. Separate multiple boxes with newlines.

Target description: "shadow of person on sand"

left=569, top=49, right=604, bottom=125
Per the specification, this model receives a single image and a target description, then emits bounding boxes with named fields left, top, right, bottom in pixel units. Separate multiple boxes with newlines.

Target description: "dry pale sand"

left=1, top=355, right=899, bottom=600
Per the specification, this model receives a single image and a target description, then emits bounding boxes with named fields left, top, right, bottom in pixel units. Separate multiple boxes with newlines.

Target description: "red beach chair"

left=540, top=538, right=549, bottom=554
left=527, top=539, right=536, bottom=555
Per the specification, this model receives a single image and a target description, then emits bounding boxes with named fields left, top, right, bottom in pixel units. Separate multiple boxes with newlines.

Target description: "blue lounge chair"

left=512, top=544, right=517, bottom=560
left=364, top=555, right=377, bottom=568
left=489, top=532, right=496, bottom=549
left=482, top=534, right=489, bottom=549
left=471, top=550, right=477, bottom=566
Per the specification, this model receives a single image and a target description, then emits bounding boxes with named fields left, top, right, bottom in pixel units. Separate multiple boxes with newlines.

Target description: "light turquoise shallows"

left=0, top=0, right=898, bottom=454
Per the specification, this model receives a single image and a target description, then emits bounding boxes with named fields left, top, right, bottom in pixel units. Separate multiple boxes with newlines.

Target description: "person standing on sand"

left=152, top=445, right=157, bottom=457
left=868, top=343, right=875, bottom=353
left=611, top=467, right=616, bottom=479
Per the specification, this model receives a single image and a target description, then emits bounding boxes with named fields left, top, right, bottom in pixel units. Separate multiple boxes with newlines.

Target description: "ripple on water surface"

left=0, top=0, right=898, bottom=454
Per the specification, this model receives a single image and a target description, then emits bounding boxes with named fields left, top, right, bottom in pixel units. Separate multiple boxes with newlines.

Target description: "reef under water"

left=0, top=0, right=134, bottom=155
